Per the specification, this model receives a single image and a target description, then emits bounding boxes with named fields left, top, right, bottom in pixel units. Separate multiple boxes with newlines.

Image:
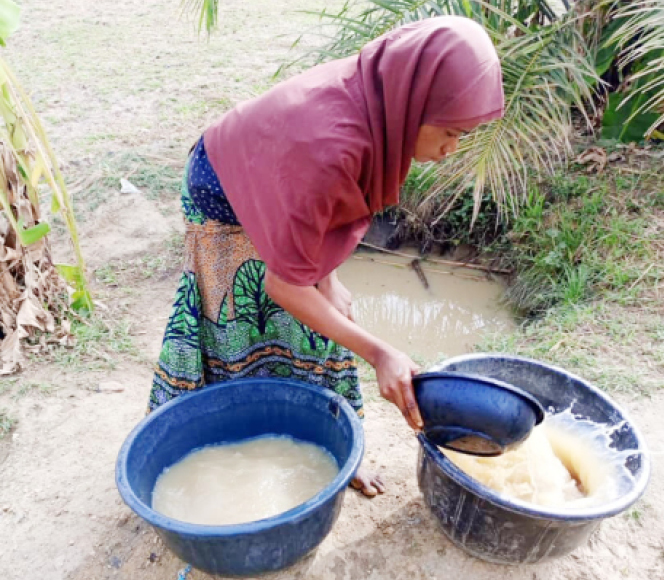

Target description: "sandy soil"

left=0, top=1, right=662, bottom=580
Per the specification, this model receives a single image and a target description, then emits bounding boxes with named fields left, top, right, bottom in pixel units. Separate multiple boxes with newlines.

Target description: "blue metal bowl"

left=413, top=371, right=545, bottom=456
left=115, top=378, right=364, bottom=577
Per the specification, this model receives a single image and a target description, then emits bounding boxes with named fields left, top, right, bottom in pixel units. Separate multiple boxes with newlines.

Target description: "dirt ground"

left=1, top=1, right=662, bottom=579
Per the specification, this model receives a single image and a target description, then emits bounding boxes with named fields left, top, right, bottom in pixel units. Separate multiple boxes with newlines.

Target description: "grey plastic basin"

left=418, top=354, right=650, bottom=564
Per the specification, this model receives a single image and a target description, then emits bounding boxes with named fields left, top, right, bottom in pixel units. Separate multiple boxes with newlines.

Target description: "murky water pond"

left=338, top=250, right=514, bottom=362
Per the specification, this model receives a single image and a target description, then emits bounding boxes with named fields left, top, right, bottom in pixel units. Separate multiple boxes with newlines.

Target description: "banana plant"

left=601, top=0, right=664, bottom=141
left=0, top=0, right=92, bottom=372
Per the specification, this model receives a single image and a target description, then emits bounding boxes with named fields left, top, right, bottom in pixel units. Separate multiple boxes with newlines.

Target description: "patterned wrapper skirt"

left=148, top=138, right=363, bottom=417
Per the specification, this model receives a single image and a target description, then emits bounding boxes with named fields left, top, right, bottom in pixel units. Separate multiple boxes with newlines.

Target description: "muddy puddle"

left=338, top=250, right=514, bottom=362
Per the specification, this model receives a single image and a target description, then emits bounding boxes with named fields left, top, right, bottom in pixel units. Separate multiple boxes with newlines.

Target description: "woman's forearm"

left=264, top=269, right=386, bottom=366
left=265, top=268, right=423, bottom=429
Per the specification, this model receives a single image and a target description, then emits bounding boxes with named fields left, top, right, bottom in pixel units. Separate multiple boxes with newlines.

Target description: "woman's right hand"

left=373, top=346, right=423, bottom=430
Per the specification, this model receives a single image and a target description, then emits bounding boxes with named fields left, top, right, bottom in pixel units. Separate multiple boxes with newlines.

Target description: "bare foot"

left=350, top=467, right=385, bottom=497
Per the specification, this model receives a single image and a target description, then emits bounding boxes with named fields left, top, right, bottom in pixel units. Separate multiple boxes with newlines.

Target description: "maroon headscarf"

left=205, top=16, right=504, bottom=285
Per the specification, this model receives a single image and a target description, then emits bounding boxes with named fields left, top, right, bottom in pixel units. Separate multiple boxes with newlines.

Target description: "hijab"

left=204, top=16, right=504, bottom=285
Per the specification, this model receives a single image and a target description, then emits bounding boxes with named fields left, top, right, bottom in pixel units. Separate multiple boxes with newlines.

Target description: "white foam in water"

left=444, top=408, right=636, bottom=509
left=151, top=436, right=339, bottom=526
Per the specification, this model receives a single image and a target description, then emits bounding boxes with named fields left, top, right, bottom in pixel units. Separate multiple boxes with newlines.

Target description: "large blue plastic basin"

left=115, top=378, right=364, bottom=576
left=419, top=354, right=650, bottom=564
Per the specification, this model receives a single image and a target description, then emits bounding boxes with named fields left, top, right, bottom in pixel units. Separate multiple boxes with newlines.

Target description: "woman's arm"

left=316, top=270, right=353, bottom=321
left=265, top=268, right=423, bottom=429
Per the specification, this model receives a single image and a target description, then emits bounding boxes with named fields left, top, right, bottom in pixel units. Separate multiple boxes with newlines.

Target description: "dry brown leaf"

left=26, top=238, right=46, bottom=262
left=0, top=138, right=73, bottom=375
left=575, top=147, right=607, bottom=173
left=0, top=214, right=10, bottom=240
left=16, top=292, right=48, bottom=332
left=16, top=197, right=36, bottom=226
left=0, top=326, right=26, bottom=374
left=1, top=269, right=20, bottom=300
left=0, top=245, right=20, bottom=262
left=0, top=143, right=20, bottom=206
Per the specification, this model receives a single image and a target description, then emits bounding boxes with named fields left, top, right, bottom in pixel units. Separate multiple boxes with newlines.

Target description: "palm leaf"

left=181, top=0, right=219, bottom=34
left=301, top=0, right=562, bottom=64
left=428, top=20, right=596, bottom=222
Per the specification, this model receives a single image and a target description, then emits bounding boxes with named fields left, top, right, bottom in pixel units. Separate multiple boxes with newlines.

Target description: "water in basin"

left=152, top=435, right=339, bottom=526
left=443, top=409, right=636, bottom=509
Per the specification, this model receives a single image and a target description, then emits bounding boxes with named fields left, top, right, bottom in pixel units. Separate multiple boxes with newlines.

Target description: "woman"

left=149, top=15, right=504, bottom=496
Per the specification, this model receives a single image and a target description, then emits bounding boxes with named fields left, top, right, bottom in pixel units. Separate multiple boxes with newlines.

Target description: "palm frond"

left=303, top=0, right=564, bottom=65
left=181, top=0, right=219, bottom=34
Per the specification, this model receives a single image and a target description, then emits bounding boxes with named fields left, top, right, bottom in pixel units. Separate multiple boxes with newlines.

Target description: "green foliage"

left=593, top=15, right=625, bottom=78
left=182, top=0, right=219, bottom=34
left=602, top=51, right=663, bottom=142
left=295, top=0, right=564, bottom=61
left=0, top=0, right=19, bottom=45
left=436, top=189, right=503, bottom=247
left=0, top=5, right=92, bottom=313
left=494, top=171, right=661, bottom=315
left=600, top=0, right=664, bottom=141
left=400, top=162, right=438, bottom=203
left=0, top=409, right=15, bottom=438
left=16, top=217, right=50, bottom=245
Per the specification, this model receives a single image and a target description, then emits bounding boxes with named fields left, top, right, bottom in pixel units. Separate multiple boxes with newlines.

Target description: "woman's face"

left=413, top=125, right=469, bottom=163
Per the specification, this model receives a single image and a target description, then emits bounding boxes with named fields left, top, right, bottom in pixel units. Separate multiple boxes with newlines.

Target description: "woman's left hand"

left=317, top=270, right=354, bottom=321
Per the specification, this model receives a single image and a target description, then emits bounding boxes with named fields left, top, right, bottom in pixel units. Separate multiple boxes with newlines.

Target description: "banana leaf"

left=0, top=0, right=19, bottom=46
left=602, top=51, right=664, bottom=142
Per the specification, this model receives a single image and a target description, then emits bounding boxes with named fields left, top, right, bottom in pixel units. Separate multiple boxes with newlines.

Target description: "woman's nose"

left=443, top=137, right=460, bottom=155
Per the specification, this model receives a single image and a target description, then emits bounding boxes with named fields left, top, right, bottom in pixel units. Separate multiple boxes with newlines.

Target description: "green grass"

left=467, top=160, right=664, bottom=396
left=477, top=301, right=664, bottom=395
left=94, top=254, right=170, bottom=284
left=626, top=507, right=643, bottom=524
left=0, top=410, right=16, bottom=439
left=491, top=169, right=664, bottom=316
left=0, top=379, right=19, bottom=395
left=94, top=231, right=184, bottom=286
left=0, top=379, right=58, bottom=399
left=40, top=315, right=140, bottom=372
left=174, top=97, right=232, bottom=120
left=72, top=152, right=183, bottom=215
left=84, top=132, right=118, bottom=145
left=12, top=382, right=58, bottom=399
left=623, top=499, right=650, bottom=525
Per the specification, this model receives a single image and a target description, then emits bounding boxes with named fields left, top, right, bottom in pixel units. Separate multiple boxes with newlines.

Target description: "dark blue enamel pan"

left=413, top=371, right=545, bottom=456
